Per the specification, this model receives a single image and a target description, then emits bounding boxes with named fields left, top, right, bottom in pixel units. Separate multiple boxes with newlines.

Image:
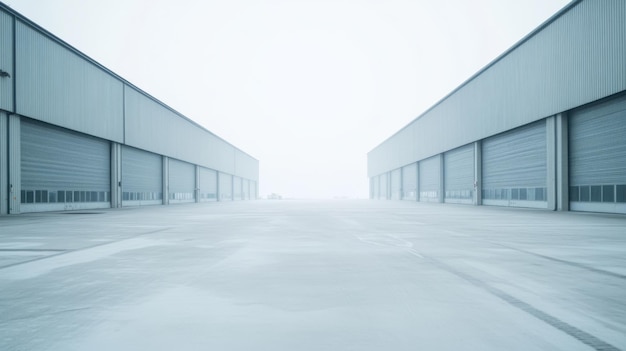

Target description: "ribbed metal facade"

left=0, top=10, right=12, bottom=112
left=168, top=158, right=196, bottom=203
left=368, top=0, right=626, bottom=177
left=0, top=4, right=259, bottom=214
left=15, top=21, right=124, bottom=142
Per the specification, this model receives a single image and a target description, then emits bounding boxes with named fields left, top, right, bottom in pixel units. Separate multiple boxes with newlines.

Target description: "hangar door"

left=219, top=173, right=233, bottom=201
left=444, top=144, right=474, bottom=204
left=243, top=179, right=250, bottom=200
left=569, top=95, right=626, bottom=214
left=198, top=167, right=217, bottom=202
left=122, top=146, right=162, bottom=206
left=419, top=155, right=440, bottom=202
left=251, top=181, right=257, bottom=199
left=482, top=121, right=547, bottom=208
left=402, top=163, right=417, bottom=201
left=390, top=168, right=401, bottom=200
left=379, top=173, right=389, bottom=200
left=169, top=158, right=195, bottom=203
left=233, top=176, right=243, bottom=200
left=21, top=119, right=110, bottom=213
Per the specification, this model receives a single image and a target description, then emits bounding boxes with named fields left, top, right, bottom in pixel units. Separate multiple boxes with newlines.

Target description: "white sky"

left=6, top=0, right=570, bottom=199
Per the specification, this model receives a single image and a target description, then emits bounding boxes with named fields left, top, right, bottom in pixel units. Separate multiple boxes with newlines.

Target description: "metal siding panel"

left=15, top=22, right=123, bottom=142
left=444, top=144, right=474, bottom=202
left=125, top=86, right=244, bottom=176
left=419, top=155, right=440, bottom=201
left=0, top=112, right=7, bottom=214
left=0, top=10, right=13, bottom=112
left=121, top=145, right=162, bottom=204
left=199, top=167, right=217, bottom=201
left=20, top=119, right=110, bottom=212
left=368, top=0, right=626, bottom=177
left=401, top=163, right=417, bottom=200
left=168, top=158, right=195, bottom=202
left=569, top=95, right=626, bottom=213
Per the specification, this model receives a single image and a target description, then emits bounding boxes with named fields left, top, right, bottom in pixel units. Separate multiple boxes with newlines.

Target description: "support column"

left=110, top=143, right=122, bottom=208
left=194, top=165, right=200, bottom=203
left=474, top=141, right=482, bottom=206
left=8, top=114, right=19, bottom=214
left=439, top=154, right=445, bottom=203
left=556, top=113, right=569, bottom=211
left=416, top=162, right=420, bottom=202
left=162, top=156, right=169, bottom=205
left=0, top=111, right=7, bottom=215
left=547, top=116, right=557, bottom=210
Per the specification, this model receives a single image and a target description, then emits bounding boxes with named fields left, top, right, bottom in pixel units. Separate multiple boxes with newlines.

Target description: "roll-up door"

left=390, top=168, right=401, bottom=200
left=402, top=163, right=417, bottom=201
left=169, top=158, right=195, bottom=203
left=21, top=119, right=110, bottom=212
left=243, top=179, right=250, bottom=200
left=219, top=173, right=233, bottom=201
left=569, top=95, right=626, bottom=214
left=444, top=144, right=474, bottom=204
left=372, top=176, right=380, bottom=199
left=482, top=121, right=547, bottom=208
left=199, top=167, right=217, bottom=202
left=379, top=173, right=389, bottom=200
left=122, top=146, right=162, bottom=206
left=233, top=176, right=243, bottom=200
left=419, top=155, right=440, bottom=202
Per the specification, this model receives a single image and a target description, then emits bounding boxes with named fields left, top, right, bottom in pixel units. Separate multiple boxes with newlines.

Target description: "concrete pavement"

left=1, top=200, right=625, bottom=350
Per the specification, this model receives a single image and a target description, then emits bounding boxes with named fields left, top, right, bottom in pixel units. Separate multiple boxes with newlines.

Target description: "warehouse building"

left=368, top=0, right=626, bottom=214
left=0, top=3, right=258, bottom=215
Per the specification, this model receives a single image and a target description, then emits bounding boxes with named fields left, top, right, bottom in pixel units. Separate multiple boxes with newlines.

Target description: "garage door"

left=243, top=179, right=250, bottom=200
left=482, top=121, right=547, bottom=208
left=402, top=163, right=417, bottom=201
left=199, top=167, right=217, bottom=202
left=219, top=173, right=233, bottom=201
left=122, top=146, right=162, bottom=206
left=390, top=168, right=401, bottom=200
left=419, top=155, right=440, bottom=202
left=569, top=95, right=626, bottom=214
left=233, top=176, right=243, bottom=200
left=379, top=173, right=389, bottom=200
left=21, top=119, right=110, bottom=212
left=444, top=144, right=474, bottom=204
left=169, top=158, right=195, bottom=203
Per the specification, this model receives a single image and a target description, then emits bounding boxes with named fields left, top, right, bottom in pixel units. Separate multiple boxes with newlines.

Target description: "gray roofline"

left=368, top=0, right=582, bottom=155
left=0, top=1, right=258, bottom=162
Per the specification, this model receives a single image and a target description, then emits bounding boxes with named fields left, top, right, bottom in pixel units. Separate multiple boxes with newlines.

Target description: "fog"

left=7, top=0, right=569, bottom=198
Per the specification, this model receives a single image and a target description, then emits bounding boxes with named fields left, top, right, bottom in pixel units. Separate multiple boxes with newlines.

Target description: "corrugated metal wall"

left=124, top=86, right=258, bottom=181
left=368, top=0, right=626, bottom=177
left=0, top=10, right=13, bottom=112
left=15, top=21, right=124, bottom=142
